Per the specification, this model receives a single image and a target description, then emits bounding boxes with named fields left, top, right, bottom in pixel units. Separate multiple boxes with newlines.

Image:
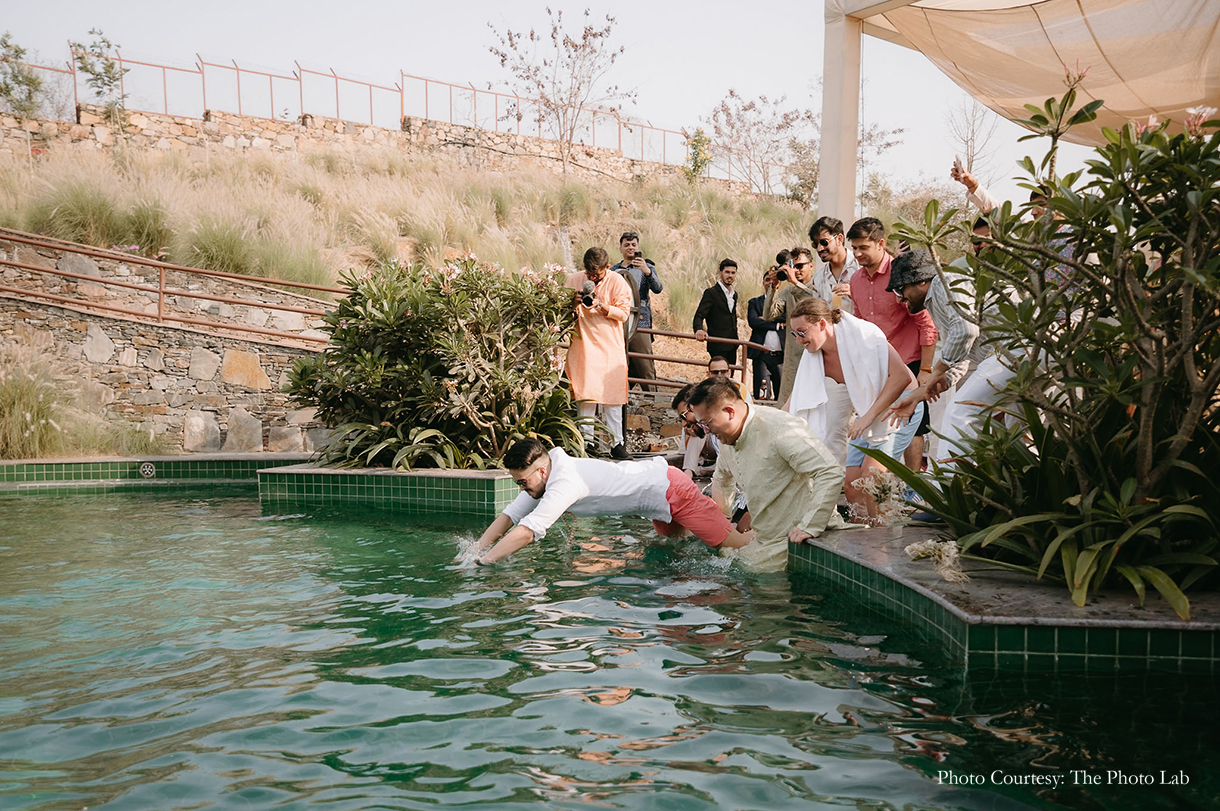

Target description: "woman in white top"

left=784, top=296, right=926, bottom=525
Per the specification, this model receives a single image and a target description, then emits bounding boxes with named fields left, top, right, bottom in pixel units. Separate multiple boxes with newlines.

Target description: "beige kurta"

left=564, top=270, right=632, bottom=405
left=712, top=401, right=847, bottom=572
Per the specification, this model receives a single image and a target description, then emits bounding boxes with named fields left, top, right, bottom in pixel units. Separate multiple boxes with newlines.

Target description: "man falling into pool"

left=466, top=437, right=755, bottom=565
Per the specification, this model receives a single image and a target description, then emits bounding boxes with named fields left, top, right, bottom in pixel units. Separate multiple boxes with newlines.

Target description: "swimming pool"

left=1, top=490, right=1216, bottom=809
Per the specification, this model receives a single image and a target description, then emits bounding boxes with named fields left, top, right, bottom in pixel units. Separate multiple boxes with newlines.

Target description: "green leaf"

left=1135, top=566, right=1191, bottom=620
left=974, top=514, right=1059, bottom=549
left=1113, top=565, right=1147, bottom=606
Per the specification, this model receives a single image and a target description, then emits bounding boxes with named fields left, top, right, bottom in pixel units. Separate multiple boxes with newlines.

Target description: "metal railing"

left=0, top=229, right=344, bottom=346
left=2, top=47, right=787, bottom=191
left=629, top=328, right=767, bottom=394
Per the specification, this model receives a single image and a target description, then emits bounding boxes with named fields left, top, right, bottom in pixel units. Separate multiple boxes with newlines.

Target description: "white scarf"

left=789, top=311, right=894, bottom=444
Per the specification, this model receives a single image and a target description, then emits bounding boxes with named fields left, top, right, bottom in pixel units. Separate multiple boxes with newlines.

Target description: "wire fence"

left=3, top=45, right=789, bottom=194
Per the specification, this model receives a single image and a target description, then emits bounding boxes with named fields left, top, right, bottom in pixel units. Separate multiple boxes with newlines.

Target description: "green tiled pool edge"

left=1, top=456, right=516, bottom=517
left=0, top=453, right=308, bottom=494
left=789, top=536, right=1219, bottom=674
left=258, top=464, right=517, bottom=517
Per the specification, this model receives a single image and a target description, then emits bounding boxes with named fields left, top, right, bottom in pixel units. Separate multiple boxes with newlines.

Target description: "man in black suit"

left=693, top=258, right=740, bottom=365
left=747, top=266, right=784, bottom=400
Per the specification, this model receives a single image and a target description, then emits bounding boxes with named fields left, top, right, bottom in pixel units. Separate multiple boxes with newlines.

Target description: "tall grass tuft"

left=25, top=176, right=124, bottom=246
left=174, top=215, right=255, bottom=275
left=0, top=343, right=65, bottom=459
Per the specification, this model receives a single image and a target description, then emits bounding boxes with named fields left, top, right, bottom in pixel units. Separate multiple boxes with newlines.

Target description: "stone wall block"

left=268, top=426, right=304, bottom=452
left=15, top=247, right=55, bottom=269
left=78, top=281, right=108, bottom=299
left=144, top=347, right=165, bottom=371
left=221, top=407, right=263, bottom=452
left=58, top=252, right=99, bottom=278
left=304, top=426, right=336, bottom=453
left=14, top=322, right=53, bottom=349
left=269, top=311, right=306, bottom=332
left=188, top=347, right=221, bottom=380
left=83, top=322, right=115, bottom=363
left=183, top=410, right=221, bottom=452
left=220, top=349, right=271, bottom=390
left=118, top=347, right=138, bottom=366
left=286, top=407, right=318, bottom=425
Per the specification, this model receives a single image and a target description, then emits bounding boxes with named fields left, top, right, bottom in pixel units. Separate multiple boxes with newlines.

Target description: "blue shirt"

left=610, top=260, right=663, bottom=329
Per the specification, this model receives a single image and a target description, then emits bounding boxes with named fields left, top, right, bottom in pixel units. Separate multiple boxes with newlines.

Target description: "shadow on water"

left=0, top=491, right=1215, bottom=810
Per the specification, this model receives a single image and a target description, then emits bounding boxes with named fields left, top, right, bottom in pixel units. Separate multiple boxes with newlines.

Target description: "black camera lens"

left=775, top=269, right=789, bottom=282
left=582, top=294, right=595, bottom=307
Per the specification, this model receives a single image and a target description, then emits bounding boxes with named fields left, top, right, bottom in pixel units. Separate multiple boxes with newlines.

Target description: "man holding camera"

left=610, top=231, right=663, bottom=392
left=763, top=247, right=816, bottom=405
left=566, top=247, right=633, bottom=459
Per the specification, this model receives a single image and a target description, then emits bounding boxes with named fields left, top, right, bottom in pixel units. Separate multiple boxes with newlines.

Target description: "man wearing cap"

left=885, top=249, right=1013, bottom=462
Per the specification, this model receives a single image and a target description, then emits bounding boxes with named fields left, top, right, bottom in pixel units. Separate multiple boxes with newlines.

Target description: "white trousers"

left=938, top=355, right=1016, bottom=459
left=820, top=377, right=854, bottom=468
left=578, top=402, right=624, bottom=446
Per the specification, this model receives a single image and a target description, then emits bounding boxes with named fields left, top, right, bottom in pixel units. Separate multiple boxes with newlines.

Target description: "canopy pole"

left=820, top=9, right=863, bottom=221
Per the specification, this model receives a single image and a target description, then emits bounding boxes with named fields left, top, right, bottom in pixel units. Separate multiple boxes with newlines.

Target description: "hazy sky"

left=5, top=0, right=1092, bottom=205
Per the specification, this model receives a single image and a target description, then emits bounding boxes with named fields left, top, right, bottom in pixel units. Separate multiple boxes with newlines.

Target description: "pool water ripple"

left=1, top=492, right=1217, bottom=810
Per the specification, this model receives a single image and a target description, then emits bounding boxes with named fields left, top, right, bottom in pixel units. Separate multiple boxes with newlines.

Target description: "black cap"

left=886, top=248, right=938, bottom=293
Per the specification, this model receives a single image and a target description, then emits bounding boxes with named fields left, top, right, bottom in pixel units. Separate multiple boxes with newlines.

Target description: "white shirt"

left=812, top=252, right=859, bottom=313
left=502, top=448, right=672, bottom=540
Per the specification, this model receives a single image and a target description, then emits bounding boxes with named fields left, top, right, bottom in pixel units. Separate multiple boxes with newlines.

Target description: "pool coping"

left=0, top=453, right=311, bottom=491
left=257, top=463, right=517, bottom=517
left=789, top=526, right=1219, bottom=673
left=0, top=456, right=518, bottom=517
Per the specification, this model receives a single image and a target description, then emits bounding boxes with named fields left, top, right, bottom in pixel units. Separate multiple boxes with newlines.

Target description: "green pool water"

left=1, top=490, right=1216, bottom=810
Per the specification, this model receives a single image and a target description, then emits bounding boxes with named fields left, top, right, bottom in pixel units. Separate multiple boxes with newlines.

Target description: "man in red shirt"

left=846, top=217, right=937, bottom=470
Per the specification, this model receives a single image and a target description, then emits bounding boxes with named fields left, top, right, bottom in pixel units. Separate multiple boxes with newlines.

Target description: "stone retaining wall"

left=0, top=297, right=324, bottom=454
left=0, top=104, right=755, bottom=195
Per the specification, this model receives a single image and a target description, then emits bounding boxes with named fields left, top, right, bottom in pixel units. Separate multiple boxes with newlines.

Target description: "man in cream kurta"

left=687, top=377, right=845, bottom=572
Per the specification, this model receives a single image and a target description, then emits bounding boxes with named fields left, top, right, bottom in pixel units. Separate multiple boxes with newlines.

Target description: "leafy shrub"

left=887, top=96, right=1220, bottom=618
left=286, top=256, right=583, bottom=469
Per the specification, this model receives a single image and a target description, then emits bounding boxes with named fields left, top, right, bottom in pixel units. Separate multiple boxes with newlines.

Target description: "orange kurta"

left=564, top=270, right=632, bottom=405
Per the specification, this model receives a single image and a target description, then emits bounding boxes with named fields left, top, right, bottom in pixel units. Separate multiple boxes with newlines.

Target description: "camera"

left=582, top=293, right=595, bottom=307
left=775, top=266, right=790, bottom=282
left=580, top=280, right=596, bottom=308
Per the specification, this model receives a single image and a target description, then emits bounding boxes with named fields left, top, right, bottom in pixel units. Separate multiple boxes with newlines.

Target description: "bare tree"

left=945, top=95, right=1000, bottom=187
left=705, top=90, right=817, bottom=195
left=488, top=8, right=635, bottom=173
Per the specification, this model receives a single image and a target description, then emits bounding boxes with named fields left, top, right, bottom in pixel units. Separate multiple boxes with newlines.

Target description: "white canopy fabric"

left=854, top=0, right=1220, bottom=144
